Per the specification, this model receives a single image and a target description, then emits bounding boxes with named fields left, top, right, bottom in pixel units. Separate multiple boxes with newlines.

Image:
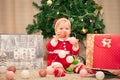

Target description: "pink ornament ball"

left=6, top=71, right=14, bottom=80
left=79, top=68, right=88, bottom=77
left=46, top=66, right=54, bottom=75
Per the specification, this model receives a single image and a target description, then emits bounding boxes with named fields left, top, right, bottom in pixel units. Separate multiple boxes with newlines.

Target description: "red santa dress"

left=46, top=37, right=80, bottom=70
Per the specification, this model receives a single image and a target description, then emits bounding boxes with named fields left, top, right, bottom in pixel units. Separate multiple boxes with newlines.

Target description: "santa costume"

left=46, top=18, right=80, bottom=77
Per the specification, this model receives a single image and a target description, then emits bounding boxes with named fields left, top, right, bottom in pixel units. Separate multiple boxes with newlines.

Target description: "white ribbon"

left=102, top=38, right=112, bottom=48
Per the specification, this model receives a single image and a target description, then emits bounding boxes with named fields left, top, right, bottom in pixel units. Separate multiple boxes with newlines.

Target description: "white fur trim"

left=66, top=56, right=74, bottom=63
left=51, top=62, right=63, bottom=68
left=75, top=66, right=80, bottom=73
left=58, top=50, right=69, bottom=58
left=50, top=38, right=58, bottom=47
left=54, top=50, right=69, bottom=54
left=72, top=46, right=79, bottom=51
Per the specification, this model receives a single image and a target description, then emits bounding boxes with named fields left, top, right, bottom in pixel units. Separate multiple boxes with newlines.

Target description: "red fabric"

left=73, top=64, right=84, bottom=73
left=46, top=38, right=80, bottom=55
left=54, top=67, right=65, bottom=77
left=46, top=38, right=80, bottom=70
left=93, top=35, right=120, bottom=69
left=46, top=53, right=71, bottom=69
left=54, top=18, right=60, bottom=26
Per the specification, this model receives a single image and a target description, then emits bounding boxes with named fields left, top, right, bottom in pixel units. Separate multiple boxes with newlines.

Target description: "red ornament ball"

left=7, top=66, right=16, bottom=73
left=39, top=69, right=47, bottom=77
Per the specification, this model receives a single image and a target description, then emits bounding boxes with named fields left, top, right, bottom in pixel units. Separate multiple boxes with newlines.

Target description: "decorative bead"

left=95, top=71, right=105, bottom=80
left=0, top=66, right=7, bottom=73
left=6, top=71, right=14, bottom=80
left=39, top=69, right=47, bottom=77
left=46, top=66, right=54, bottom=75
left=21, top=70, right=30, bottom=79
left=63, top=45, right=66, bottom=48
left=79, top=68, right=88, bottom=77
left=63, top=42, right=66, bottom=44
left=7, top=66, right=16, bottom=73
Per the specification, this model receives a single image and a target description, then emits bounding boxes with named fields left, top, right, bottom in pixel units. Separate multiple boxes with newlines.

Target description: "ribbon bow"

left=102, top=38, right=112, bottom=48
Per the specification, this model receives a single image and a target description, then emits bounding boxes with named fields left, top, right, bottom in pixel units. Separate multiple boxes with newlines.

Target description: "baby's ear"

left=55, top=30, right=57, bottom=34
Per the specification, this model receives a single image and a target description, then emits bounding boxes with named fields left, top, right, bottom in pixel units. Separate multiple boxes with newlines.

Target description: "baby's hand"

left=69, top=37, right=79, bottom=47
left=53, top=35, right=59, bottom=42
left=56, top=31, right=66, bottom=38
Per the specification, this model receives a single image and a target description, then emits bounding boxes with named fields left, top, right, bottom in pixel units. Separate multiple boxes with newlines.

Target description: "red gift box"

left=86, top=34, right=120, bottom=76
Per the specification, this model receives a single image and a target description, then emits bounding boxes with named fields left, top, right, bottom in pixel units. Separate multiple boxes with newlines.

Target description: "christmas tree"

left=26, top=0, right=105, bottom=40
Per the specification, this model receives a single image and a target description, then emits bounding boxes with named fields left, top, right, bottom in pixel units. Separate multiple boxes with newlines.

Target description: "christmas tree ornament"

left=0, top=66, right=7, bottom=73
left=46, top=66, right=54, bottom=75
left=81, top=27, right=88, bottom=34
left=39, top=69, right=47, bottom=77
left=7, top=66, right=16, bottom=73
left=6, top=71, right=14, bottom=80
left=95, top=71, right=105, bottom=80
left=72, top=58, right=79, bottom=65
left=47, top=0, right=52, bottom=6
left=79, top=68, right=88, bottom=77
left=21, top=70, right=30, bottom=79
left=66, top=67, right=72, bottom=72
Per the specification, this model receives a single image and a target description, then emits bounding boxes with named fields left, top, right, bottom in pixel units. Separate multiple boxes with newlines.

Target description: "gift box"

left=0, top=34, right=44, bottom=69
left=86, top=34, right=120, bottom=76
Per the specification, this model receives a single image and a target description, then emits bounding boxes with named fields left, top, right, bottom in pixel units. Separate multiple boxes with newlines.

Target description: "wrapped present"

left=86, top=34, right=120, bottom=77
left=0, top=34, right=44, bottom=69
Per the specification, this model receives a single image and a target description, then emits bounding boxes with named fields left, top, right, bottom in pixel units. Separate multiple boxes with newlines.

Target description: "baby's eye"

left=65, top=28, right=69, bottom=30
left=59, top=28, right=63, bottom=30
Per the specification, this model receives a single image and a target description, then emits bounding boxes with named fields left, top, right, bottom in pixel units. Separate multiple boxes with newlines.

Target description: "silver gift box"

left=0, top=34, right=44, bottom=69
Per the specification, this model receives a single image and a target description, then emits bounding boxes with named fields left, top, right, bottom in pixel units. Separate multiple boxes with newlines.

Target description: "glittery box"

left=0, top=34, right=44, bottom=69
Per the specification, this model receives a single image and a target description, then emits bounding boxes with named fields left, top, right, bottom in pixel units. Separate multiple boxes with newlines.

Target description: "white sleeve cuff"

left=72, top=45, right=79, bottom=51
left=50, top=38, right=58, bottom=47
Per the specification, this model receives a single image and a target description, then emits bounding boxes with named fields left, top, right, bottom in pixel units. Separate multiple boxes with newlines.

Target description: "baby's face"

left=55, top=22, right=71, bottom=38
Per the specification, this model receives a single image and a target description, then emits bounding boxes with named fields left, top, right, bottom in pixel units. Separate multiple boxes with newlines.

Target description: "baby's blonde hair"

left=54, top=18, right=71, bottom=30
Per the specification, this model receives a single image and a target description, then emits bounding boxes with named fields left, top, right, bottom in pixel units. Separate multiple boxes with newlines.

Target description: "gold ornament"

left=47, top=0, right=52, bottom=6
left=81, top=27, right=88, bottom=34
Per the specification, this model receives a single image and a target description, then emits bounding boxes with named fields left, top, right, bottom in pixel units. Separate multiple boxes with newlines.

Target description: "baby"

left=46, top=18, right=80, bottom=77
